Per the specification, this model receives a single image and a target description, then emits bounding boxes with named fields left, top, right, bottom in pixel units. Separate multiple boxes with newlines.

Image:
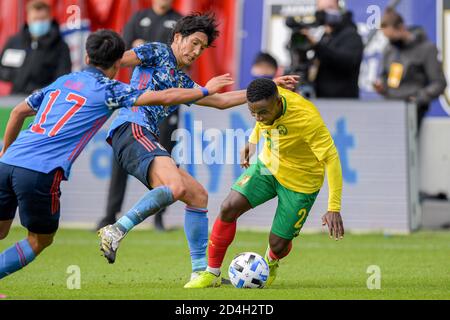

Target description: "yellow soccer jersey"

left=248, top=86, right=343, bottom=211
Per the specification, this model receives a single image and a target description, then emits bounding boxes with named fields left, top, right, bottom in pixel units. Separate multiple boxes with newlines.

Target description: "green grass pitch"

left=0, top=227, right=449, bottom=300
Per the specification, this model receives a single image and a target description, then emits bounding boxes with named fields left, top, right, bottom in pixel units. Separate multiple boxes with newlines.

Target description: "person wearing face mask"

left=0, top=0, right=71, bottom=95
left=301, top=0, right=363, bottom=98
left=250, top=52, right=279, bottom=80
left=373, top=8, right=447, bottom=130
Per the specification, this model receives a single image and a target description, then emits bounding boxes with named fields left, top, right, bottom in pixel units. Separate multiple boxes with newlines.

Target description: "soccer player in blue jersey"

left=0, top=29, right=233, bottom=280
left=98, top=13, right=298, bottom=286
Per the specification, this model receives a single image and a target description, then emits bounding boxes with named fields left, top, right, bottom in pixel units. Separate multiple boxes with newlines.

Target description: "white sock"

left=206, top=266, right=221, bottom=276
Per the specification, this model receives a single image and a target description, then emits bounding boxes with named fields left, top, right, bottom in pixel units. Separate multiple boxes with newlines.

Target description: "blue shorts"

left=111, top=122, right=170, bottom=189
left=0, top=162, right=63, bottom=234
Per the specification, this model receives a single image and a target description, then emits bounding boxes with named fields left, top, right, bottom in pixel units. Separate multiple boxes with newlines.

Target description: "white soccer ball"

left=228, top=252, right=269, bottom=289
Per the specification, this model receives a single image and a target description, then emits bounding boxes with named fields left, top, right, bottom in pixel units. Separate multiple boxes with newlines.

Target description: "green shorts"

left=232, top=159, right=319, bottom=240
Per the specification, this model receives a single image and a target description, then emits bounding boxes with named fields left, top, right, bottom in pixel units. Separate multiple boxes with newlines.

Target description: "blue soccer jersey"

left=108, top=42, right=198, bottom=139
left=0, top=67, right=143, bottom=179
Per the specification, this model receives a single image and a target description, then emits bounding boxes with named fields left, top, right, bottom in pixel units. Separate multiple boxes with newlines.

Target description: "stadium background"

left=0, top=0, right=449, bottom=233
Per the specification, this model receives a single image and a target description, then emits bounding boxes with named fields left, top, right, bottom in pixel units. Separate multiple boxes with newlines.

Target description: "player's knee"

left=28, top=234, right=54, bottom=254
left=194, top=184, right=208, bottom=207
left=168, top=184, right=187, bottom=201
left=219, top=200, right=239, bottom=222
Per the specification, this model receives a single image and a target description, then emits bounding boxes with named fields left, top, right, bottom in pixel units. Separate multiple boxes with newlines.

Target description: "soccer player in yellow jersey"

left=184, top=78, right=344, bottom=288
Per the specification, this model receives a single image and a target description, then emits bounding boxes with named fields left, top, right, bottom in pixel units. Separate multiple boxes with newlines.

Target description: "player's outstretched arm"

left=195, top=89, right=247, bottom=110
left=196, top=75, right=300, bottom=109
left=0, top=101, right=37, bottom=157
left=120, top=49, right=141, bottom=68
left=133, top=74, right=234, bottom=107
left=321, top=152, right=345, bottom=241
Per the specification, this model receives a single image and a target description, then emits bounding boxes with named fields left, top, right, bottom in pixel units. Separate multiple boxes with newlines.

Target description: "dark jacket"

left=380, top=27, right=447, bottom=107
left=0, top=20, right=71, bottom=95
left=314, top=11, right=363, bottom=98
left=123, top=9, right=182, bottom=49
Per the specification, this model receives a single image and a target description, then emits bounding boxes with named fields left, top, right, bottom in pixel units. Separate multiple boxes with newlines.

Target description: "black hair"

left=169, top=12, right=220, bottom=47
left=253, top=52, right=278, bottom=70
left=86, top=29, right=125, bottom=70
left=247, top=78, right=278, bottom=103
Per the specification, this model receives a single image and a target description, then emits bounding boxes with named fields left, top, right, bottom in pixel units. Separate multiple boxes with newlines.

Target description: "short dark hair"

left=86, top=30, right=125, bottom=70
left=247, top=78, right=278, bottom=103
left=26, top=0, right=51, bottom=13
left=253, top=52, right=278, bottom=70
left=381, top=7, right=404, bottom=29
left=169, top=12, right=220, bottom=46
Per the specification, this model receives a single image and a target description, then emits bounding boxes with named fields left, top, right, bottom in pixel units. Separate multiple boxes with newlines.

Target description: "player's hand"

left=0, top=150, right=3, bottom=158
left=205, top=74, right=234, bottom=95
left=321, top=211, right=344, bottom=241
left=273, top=75, right=300, bottom=91
left=240, top=144, right=251, bottom=169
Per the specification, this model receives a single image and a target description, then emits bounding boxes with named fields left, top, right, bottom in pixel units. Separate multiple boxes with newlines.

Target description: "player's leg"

left=264, top=182, right=319, bottom=286
left=0, top=166, right=62, bottom=279
left=100, top=156, right=182, bottom=262
left=99, top=123, right=184, bottom=263
left=113, top=155, right=186, bottom=234
left=27, top=232, right=55, bottom=255
left=153, top=110, right=179, bottom=231
left=184, top=159, right=277, bottom=288
left=206, top=190, right=252, bottom=273
left=183, top=190, right=252, bottom=288
left=174, top=169, right=210, bottom=278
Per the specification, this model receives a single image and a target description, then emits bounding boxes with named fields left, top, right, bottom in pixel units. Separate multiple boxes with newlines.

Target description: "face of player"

left=248, top=96, right=283, bottom=126
left=172, top=32, right=209, bottom=68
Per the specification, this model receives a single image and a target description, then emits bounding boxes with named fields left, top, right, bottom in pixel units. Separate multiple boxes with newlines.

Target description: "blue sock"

left=184, top=206, right=209, bottom=272
left=0, top=239, right=36, bottom=279
left=115, top=186, right=174, bottom=234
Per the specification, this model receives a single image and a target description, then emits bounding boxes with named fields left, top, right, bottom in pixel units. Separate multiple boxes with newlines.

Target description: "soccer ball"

left=228, top=252, right=269, bottom=289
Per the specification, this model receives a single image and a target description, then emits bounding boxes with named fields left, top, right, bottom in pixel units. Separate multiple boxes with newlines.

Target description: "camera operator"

left=373, top=8, right=447, bottom=131
left=301, top=0, right=363, bottom=98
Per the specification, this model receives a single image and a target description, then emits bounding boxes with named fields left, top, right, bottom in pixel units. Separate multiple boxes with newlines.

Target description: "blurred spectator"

left=251, top=52, right=278, bottom=80
left=123, top=0, right=182, bottom=49
left=374, top=8, right=447, bottom=130
left=0, top=0, right=71, bottom=95
left=97, top=0, right=183, bottom=232
left=302, top=0, right=363, bottom=98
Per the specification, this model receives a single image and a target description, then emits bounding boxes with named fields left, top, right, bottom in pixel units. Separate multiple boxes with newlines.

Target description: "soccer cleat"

left=190, top=271, right=230, bottom=284
left=264, top=256, right=279, bottom=287
left=183, top=271, right=222, bottom=289
left=190, top=271, right=201, bottom=281
left=98, top=225, right=125, bottom=264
